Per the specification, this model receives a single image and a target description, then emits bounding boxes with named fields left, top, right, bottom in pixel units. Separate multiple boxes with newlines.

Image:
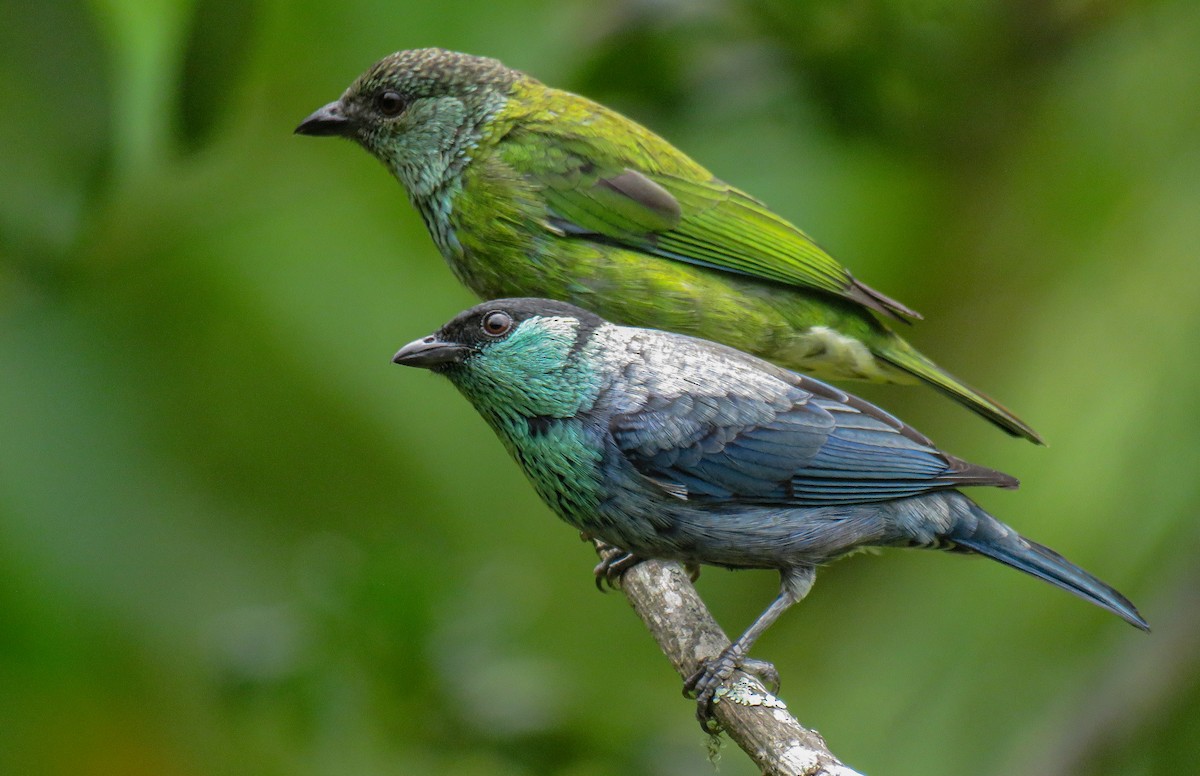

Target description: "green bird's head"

left=392, top=298, right=605, bottom=418
left=295, top=48, right=523, bottom=196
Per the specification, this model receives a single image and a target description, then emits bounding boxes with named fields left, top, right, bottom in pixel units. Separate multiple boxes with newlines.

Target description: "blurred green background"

left=2, top=1, right=1198, bottom=774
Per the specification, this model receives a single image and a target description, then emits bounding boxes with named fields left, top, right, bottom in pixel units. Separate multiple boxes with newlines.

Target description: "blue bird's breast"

left=487, top=412, right=608, bottom=530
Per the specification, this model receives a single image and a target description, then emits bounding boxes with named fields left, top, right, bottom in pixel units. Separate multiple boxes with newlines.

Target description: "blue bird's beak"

left=295, top=101, right=354, bottom=137
left=392, top=336, right=475, bottom=369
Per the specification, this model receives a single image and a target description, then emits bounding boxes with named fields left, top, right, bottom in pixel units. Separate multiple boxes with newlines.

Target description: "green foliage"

left=2, top=1, right=1197, bottom=774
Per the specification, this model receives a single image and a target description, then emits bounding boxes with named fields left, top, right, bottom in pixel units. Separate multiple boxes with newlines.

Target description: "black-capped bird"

left=392, top=298, right=1145, bottom=725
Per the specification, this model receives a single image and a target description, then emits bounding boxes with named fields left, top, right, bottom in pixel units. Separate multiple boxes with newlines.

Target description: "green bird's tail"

left=876, top=340, right=1044, bottom=444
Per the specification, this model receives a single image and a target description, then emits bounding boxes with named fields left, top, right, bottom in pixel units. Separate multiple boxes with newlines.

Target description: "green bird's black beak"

left=392, top=336, right=475, bottom=369
left=295, top=101, right=354, bottom=137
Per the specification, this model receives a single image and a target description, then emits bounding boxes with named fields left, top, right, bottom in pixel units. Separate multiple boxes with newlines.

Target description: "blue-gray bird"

left=392, top=297, right=1147, bottom=723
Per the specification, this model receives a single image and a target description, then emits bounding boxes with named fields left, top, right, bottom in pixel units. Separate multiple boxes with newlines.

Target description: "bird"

left=297, top=47, right=1044, bottom=444
left=391, top=297, right=1146, bottom=725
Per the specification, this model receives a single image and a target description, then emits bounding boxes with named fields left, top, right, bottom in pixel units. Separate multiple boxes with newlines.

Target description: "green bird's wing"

left=503, top=121, right=919, bottom=321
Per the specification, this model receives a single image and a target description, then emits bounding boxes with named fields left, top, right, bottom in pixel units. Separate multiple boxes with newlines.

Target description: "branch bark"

left=598, top=545, right=863, bottom=776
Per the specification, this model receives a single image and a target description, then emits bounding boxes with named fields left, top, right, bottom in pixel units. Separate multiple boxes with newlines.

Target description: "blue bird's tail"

left=949, top=502, right=1149, bottom=631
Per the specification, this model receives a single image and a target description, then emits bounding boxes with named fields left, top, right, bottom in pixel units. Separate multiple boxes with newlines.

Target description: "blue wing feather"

left=609, top=352, right=1014, bottom=506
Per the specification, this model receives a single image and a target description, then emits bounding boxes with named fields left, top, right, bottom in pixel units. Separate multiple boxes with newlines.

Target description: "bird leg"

left=684, top=566, right=815, bottom=730
left=590, top=539, right=702, bottom=590
left=592, top=541, right=645, bottom=591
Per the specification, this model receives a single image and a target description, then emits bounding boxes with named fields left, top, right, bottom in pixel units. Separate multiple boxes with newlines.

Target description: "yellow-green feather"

left=434, top=77, right=1042, bottom=442
left=501, top=81, right=861, bottom=300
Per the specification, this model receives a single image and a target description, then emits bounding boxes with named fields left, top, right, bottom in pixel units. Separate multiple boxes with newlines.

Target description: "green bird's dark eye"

left=482, top=311, right=513, bottom=337
left=374, top=90, right=406, bottom=117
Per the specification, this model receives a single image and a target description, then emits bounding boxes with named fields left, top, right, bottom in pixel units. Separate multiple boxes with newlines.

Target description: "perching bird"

left=297, top=48, right=1043, bottom=444
left=391, top=298, right=1146, bottom=724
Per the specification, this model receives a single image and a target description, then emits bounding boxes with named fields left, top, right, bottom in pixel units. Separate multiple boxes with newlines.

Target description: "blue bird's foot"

left=684, top=567, right=811, bottom=730
left=739, top=657, right=781, bottom=694
left=684, top=649, right=741, bottom=732
left=684, top=650, right=781, bottom=731
left=684, top=645, right=780, bottom=731
left=592, top=542, right=645, bottom=591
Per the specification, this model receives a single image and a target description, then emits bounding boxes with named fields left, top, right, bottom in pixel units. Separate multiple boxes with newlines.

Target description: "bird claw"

left=683, top=649, right=779, bottom=731
left=683, top=647, right=742, bottom=731
left=592, top=543, right=643, bottom=591
left=739, top=657, right=781, bottom=694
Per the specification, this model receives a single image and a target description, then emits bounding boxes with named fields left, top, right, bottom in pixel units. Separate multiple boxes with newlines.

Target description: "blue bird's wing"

left=609, top=350, right=1015, bottom=507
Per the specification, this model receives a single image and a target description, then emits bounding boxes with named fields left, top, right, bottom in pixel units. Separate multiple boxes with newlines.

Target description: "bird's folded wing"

left=503, top=126, right=918, bottom=320
left=609, top=369, right=1013, bottom=506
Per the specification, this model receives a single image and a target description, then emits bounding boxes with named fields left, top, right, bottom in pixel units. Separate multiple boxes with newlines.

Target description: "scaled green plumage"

left=296, top=48, right=1042, bottom=443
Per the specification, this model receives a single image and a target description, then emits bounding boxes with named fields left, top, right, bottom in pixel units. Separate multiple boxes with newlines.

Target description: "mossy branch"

left=595, top=544, right=863, bottom=775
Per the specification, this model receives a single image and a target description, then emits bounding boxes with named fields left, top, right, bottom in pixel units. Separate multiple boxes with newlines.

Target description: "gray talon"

left=739, top=657, right=780, bottom=694
left=684, top=647, right=747, bottom=730
left=592, top=543, right=643, bottom=591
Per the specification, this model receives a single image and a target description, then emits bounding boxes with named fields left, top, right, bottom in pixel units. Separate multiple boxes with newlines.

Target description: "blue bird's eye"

left=374, top=90, right=406, bottom=117
left=482, top=311, right=513, bottom=337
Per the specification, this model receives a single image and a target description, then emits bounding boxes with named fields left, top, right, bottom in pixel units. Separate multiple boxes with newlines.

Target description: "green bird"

left=297, top=47, right=1042, bottom=443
